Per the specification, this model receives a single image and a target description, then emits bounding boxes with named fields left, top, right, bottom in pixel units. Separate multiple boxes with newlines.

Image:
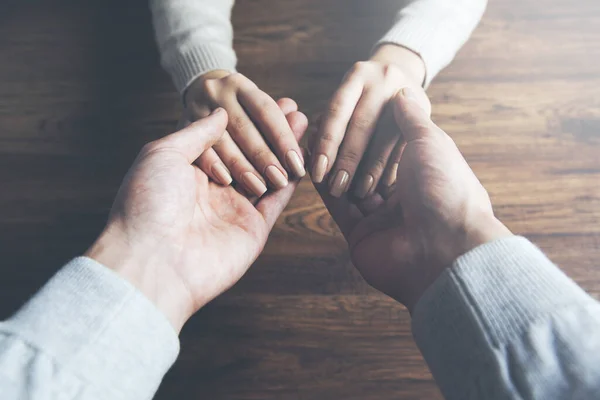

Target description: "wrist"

left=370, top=44, right=426, bottom=87
left=85, top=225, right=194, bottom=333
left=184, top=69, right=232, bottom=107
left=405, top=217, right=512, bottom=313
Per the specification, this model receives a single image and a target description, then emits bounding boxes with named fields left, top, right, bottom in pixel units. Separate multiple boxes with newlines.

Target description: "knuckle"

left=338, top=149, right=362, bottom=165
left=351, top=115, right=374, bottom=131
left=370, top=156, right=388, bottom=173
left=250, top=147, right=271, bottom=163
left=230, top=115, right=253, bottom=133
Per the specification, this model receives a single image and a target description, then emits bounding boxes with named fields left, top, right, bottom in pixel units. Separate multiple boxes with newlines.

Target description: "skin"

left=315, top=89, right=512, bottom=311
left=86, top=101, right=308, bottom=332
left=184, top=71, right=306, bottom=197
left=85, top=87, right=511, bottom=334
left=311, top=44, right=432, bottom=200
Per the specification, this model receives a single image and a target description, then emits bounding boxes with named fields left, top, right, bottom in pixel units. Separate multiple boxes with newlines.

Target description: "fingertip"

left=277, top=98, right=298, bottom=114
left=285, top=111, right=309, bottom=141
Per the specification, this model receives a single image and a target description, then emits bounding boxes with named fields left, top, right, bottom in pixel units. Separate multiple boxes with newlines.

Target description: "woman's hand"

left=311, top=45, right=431, bottom=199
left=184, top=70, right=306, bottom=197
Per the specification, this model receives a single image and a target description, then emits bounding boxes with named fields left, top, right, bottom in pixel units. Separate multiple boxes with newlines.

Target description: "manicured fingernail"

left=211, top=162, right=233, bottom=186
left=242, top=172, right=267, bottom=197
left=383, top=163, right=399, bottom=186
left=210, top=107, right=224, bottom=116
left=286, top=150, right=306, bottom=178
left=401, top=87, right=416, bottom=102
left=329, top=170, right=349, bottom=198
left=354, top=174, right=374, bottom=199
left=311, top=154, right=328, bottom=183
left=265, top=165, right=288, bottom=189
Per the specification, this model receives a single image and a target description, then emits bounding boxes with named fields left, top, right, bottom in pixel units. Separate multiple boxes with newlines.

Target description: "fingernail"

left=242, top=172, right=267, bottom=197
left=265, top=165, right=288, bottom=189
left=354, top=174, right=374, bottom=199
left=311, top=154, right=328, bottom=183
left=383, top=163, right=399, bottom=186
left=286, top=150, right=306, bottom=178
left=329, top=170, right=349, bottom=198
left=211, top=162, right=233, bottom=186
left=210, top=107, right=224, bottom=116
left=401, top=87, right=416, bottom=102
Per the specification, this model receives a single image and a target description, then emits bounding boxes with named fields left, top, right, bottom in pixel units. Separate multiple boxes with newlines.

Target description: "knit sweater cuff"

left=2, top=257, right=179, bottom=399
left=165, top=43, right=237, bottom=95
left=411, top=236, right=596, bottom=396
left=376, top=0, right=487, bottom=88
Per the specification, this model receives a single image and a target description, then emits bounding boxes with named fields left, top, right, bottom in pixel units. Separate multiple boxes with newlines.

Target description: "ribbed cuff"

left=376, top=14, right=451, bottom=88
left=376, top=0, right=487, bottom=88
left=165, top=43, right=237, bottom=95
left=411, top=236, right=596, bottom=397
left=2, top=257, right=179, bottom=399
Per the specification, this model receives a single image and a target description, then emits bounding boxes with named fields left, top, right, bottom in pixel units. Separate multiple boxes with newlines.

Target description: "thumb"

left=162, top=108, right=228, bottom=163
left=393, top=88, right=435, bottom=142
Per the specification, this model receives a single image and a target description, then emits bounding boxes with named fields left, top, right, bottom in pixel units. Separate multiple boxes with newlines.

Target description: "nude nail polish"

left=286, top=150, right=306, bottom=178
left=265, top=165, right=288, bottom=189
left=242, top=172, right=267, bottom=197
left=311, top=154, right=328, bottom=183
left=211, top=162, right=233, bottom=186
left=355, top=174, right=374, bottom=199
left=383, top=163, right=399, bottom=186
left=329, top=170, right=349, bottom=198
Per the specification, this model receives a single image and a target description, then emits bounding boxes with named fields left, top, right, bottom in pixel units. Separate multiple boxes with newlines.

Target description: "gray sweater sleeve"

left=150, top=0, right=487, bottom=94
left=0, top=257, right=179, bottom=400
left=412, top=236, right=600, bottom=399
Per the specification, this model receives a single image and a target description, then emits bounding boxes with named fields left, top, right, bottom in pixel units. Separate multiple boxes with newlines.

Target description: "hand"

left=315, top=89, right=512, bottom=312
left=184, top=70, right=306, bottom=197
left=86, top=104, right=308, bottom=332
left=310, top=44, right=431, bottom=199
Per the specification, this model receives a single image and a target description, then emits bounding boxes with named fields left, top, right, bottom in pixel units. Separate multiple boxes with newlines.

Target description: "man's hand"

left=184, top=70, right=306, bottom=197
left=86, top=103, right=308, bottom=332
left=315, top=89, right=512, bottom=311
left=310, top=44, right=431, bottom=199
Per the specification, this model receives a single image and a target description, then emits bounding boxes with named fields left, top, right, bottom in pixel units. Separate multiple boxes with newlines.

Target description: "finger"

left=195, top=147, right=233, bottom=186
left=213, top=133, right=268, bottom=197
left=285, top=111, right=309, bottom=143
left=224, top=98, right=290, bottom=189
left=238, top=89, right=306, bottom=178
left=393, top=88, right=436, bottom=142
left=159, top=108, right=228, bottom=163
left=255, top=110, right=310, bottom=228
left=311, top=78, right=364, bottom=184
left=276, top=97, right=298, bottom=115
left=380, top=140, right=405, bottom=188
left=355, top=192, right=385, bottom=216
left=352, top=108, right=400, bottom=199
left=328, top=91, right=387, bottom=198
left=313, top=181, right=364, bottom=240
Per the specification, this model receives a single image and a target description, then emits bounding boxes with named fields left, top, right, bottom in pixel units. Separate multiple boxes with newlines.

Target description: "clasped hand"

left=86, top=89, right=511, bottom=332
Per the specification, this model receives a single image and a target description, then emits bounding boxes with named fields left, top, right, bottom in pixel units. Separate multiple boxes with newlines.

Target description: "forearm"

left=377, top=0, right=487, bottom=86
left=413, top=236, right=600, bottom=399
left=0, top=258, right=179, bottom=399
left=150, top=0, right=237, bottom=94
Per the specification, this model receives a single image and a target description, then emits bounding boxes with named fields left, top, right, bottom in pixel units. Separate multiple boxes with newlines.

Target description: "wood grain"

left=0, top=0, right=599, bottom=399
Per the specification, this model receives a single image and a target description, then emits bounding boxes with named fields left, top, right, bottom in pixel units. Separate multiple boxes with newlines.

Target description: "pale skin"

left=85, top=88, right=511, bottom=332
left=311, top=44, right=432, bottom=199
left=185, top=71, right=306, bottom=197
left=184, top=44, right=429, bottom=204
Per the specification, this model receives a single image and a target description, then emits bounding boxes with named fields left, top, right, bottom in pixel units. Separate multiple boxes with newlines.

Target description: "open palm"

left=92, top=103, right=307, bottom=328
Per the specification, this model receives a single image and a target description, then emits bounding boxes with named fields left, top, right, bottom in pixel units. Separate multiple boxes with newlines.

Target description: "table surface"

left=1, top=0, right=599, bottom=399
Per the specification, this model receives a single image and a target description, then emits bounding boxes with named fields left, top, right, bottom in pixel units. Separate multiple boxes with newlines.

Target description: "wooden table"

left=0, top=0, right=598, bottom=398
